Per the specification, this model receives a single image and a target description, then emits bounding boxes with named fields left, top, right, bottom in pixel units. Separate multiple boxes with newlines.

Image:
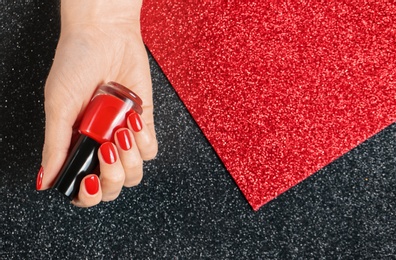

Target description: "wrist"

left=61, top=0, right=142, bottom=29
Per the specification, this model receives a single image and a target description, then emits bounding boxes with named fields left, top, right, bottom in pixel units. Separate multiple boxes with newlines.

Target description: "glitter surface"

left=1, top=2, right=396, bottom=258
left=141, top=1, right=396, bottom=210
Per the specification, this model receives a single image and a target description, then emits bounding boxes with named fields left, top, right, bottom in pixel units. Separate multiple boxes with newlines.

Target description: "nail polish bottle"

left=52, top=82, right=143, bottom=200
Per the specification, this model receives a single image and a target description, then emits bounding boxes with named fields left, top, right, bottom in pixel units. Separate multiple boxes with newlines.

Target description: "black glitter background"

left=1, top=1, right=395, bottom=259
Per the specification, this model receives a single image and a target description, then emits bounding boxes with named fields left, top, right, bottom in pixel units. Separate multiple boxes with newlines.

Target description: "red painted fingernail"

left=36, top=166, right=44, bottom=190
left=85, top=175, right=99, bottom=195
left=116, top=129, right=132, bottom=151
left=128, top=112, right=143, bottom=132
left=100, top=142, right=117, bottom=164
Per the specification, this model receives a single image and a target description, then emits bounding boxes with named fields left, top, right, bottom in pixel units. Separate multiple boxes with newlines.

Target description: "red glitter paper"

left=141, top=1, right=396, bottom=210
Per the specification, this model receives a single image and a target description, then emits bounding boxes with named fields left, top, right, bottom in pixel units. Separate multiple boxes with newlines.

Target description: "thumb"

left=37, top=108, right=75, bottom=191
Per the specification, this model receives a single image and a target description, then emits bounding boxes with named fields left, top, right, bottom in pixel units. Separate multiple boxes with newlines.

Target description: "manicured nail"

left=116, top=129, right=132, bottom=151
left=85, top=175, right=99, bottom=195
left=100, top=142, right=117, bottom=164
left=128, top=112, right=143, bottom=132
left=36, top=166, right=44, bottom=190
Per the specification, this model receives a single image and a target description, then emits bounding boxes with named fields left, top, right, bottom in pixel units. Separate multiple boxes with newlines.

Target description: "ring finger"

left=98, top=142, right=125, bottom=201
left=114, top=128, right=143, bottom=187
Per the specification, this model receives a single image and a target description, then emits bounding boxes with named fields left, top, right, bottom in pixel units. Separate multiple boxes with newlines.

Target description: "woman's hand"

left=37, top=0, right=157, bottom=207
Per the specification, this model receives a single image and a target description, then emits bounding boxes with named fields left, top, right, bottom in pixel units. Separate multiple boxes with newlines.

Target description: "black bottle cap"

left=52, top=134, right=100, bottom=200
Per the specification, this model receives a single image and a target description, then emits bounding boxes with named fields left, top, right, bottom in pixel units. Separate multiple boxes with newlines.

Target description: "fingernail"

left=100, top=142, right=117, bottom=164
left=116, top=129, right=132, bottom=151
left=36, top=166, right=44, bottom=190
left=128, top=112, right=143, bottom=132
left=85, top=175, right=99, bottom=195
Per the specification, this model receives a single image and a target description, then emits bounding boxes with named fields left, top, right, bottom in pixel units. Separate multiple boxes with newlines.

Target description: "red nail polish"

left=85, top=175, right=99, bottom=195
left=52, top=82, right=142, bottom=200
left=36, top=166, right=44, bottom=190
left=128, top=112, right=143, bottom=132
left=100, top=142, right=117, bottom=164
left=116, top=129, right=132, bottom=151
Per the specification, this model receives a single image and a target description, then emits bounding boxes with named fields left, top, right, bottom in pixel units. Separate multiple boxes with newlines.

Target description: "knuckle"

left=141, top=142, right=158, bottom=161
left=72, top=199, right=100, bottom=208
left=124, top=161, right=143, bottom=187
left=101, top=172, right=125, bottom=185
left=124, top=171, right=143, bottom=187
left=102, top=192, right=120, bottom=202
left=125, top=157, right=143, bottom=170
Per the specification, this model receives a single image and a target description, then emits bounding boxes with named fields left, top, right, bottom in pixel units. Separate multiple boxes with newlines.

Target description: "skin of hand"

left=37, top=0, right=158, bottom=207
